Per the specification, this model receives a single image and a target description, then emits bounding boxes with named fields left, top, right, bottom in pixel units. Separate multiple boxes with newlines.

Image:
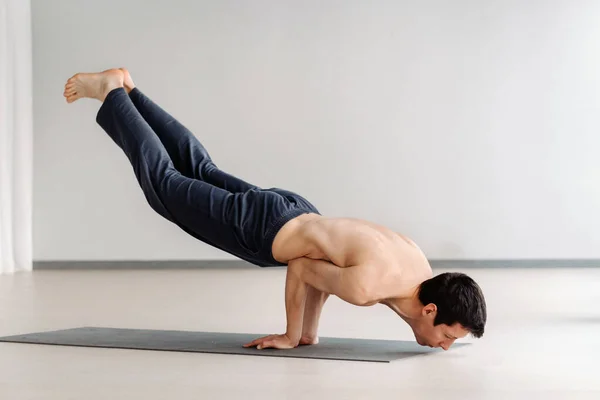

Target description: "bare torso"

left=271, top=214, right=433, bottom=300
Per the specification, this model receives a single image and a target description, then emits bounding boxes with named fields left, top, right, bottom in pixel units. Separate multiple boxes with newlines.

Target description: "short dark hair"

left=418, top=272, right=487, bottom=338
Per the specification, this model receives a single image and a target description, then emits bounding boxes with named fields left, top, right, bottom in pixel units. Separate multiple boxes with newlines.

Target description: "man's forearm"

left=284, top=261, right=309, bottom=344
left=302, top=286, right=330, bottom=339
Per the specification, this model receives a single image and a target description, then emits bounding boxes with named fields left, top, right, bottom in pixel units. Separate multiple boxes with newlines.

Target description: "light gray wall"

left=33, top=0, right=600, bottom=261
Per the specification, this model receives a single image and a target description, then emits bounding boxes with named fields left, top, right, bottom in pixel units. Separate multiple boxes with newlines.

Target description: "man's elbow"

left=348, top=281, right=377, bottom=306
left=287, top=258, right=305, bottom=277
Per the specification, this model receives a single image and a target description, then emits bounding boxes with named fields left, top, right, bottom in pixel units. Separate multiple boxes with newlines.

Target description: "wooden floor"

left=1, top=267, right=599, bottom=399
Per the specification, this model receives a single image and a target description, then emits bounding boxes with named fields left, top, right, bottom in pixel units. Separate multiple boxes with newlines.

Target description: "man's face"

left=412, top=304, right=470, bottom=350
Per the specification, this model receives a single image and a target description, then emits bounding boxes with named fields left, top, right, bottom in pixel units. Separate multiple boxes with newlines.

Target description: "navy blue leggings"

left=95, top=87, right=319, bottom=267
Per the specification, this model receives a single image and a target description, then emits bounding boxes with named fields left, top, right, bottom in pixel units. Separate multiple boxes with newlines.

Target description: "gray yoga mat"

left=0, top=327, right=468, bottom=363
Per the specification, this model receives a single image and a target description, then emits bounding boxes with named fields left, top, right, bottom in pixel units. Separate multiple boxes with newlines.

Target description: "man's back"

left=272, top=214, right=433, bottom=298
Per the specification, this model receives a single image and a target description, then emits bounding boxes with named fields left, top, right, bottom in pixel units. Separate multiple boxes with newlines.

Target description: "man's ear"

left=422, top=303, right=437, bottom=316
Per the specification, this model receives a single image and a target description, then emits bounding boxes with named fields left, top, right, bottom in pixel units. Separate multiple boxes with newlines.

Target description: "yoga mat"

left=0, top=327, right=468, bottom=363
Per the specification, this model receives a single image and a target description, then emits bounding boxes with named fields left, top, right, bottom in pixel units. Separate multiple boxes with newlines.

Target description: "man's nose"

left=440, top=339, right=455, bottom=351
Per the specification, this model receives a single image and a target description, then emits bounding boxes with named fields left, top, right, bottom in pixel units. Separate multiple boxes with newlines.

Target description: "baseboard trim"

left=33, top=260, right=258, bottom=270
left=33, top=259, right=600, bottom=270
left=430, top=259, right=600, bottom=268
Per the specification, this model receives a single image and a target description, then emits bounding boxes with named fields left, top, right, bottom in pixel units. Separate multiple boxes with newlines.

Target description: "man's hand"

left=243, top=333, right=299, bottom=350
left=299, top=335, right=319, bottom=346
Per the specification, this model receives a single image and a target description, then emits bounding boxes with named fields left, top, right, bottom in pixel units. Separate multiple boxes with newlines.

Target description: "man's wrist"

left=301, top=328, right=318, bottom=339
left=285, top=331, right=301, bottom=345
left=300, top=333, right=319, bottom=341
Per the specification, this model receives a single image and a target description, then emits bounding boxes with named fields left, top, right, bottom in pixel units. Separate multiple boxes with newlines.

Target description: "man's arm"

left=282, top=259, right=310, bottom=344
left=294, top=257, right=374, bottom=306
left=300, top=259, right=380, bottom=344
left=300, top=286, right=330, bottom=344
left=243, top=257, right=373, bottom=349
left=243, top=258, right=310, bottom=349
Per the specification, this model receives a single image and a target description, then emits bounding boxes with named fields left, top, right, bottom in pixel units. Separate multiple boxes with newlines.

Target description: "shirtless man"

left=63, top=68, right=486, bottom=351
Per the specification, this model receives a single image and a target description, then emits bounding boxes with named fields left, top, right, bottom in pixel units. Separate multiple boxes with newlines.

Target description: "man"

left=63, top=68, right=486, bottom=351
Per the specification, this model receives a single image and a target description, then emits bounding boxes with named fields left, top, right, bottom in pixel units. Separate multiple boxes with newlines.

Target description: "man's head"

left=411, top=272, right=486, bottom=350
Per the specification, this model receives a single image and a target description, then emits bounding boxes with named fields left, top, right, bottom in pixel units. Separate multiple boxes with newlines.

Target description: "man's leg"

left=64, top=69, right=317, bottom=267
left=64, top=69, right=246, bottom=252
left=121, top=68, right=260, bottom=193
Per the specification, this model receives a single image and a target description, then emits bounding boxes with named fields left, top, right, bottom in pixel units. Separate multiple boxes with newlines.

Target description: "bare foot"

left=63, top=68, right=124, bottom=103
left=120, top=68, right=136, bottom=94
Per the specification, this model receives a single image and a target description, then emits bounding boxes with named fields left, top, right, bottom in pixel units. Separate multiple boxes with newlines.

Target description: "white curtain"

left=0, top=0, right=33, bottom=274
